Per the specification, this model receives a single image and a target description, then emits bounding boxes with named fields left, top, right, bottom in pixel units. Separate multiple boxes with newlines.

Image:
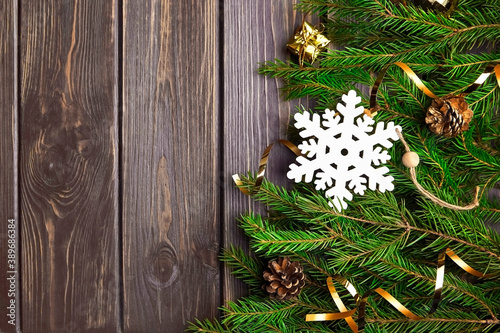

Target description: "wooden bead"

left=402, top=151, right=420, bottom=168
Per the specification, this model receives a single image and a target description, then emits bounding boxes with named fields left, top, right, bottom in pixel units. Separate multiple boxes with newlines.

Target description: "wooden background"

left=0, top=0, right=313, bottom=332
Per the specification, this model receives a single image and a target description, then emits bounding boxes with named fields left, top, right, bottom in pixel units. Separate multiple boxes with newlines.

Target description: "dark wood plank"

left=122, top=1, right=220, bottom=331
left=19, top=1, right=119, bottom=331
left=0, top=1, right=18, bottom=332
left=223, top=0, right=316, bottom=303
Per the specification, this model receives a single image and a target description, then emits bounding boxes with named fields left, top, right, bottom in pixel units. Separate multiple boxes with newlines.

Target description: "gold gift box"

left=287, top=21, right=330, bottom=64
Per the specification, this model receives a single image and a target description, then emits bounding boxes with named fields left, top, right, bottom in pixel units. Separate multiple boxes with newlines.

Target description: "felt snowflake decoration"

left=287, top=90, right=402, bottom=211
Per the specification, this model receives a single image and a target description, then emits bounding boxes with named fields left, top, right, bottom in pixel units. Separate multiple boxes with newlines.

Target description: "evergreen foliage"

left=190, top=0, right=500, bottom=332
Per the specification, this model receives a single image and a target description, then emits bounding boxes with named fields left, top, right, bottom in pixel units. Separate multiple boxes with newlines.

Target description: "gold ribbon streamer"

left=495, top=65, right=500, bottom=89
left=370, top=62, right=438, bottom=110
left=460, top=64, right=498, bottom=96
left=232, top=139, right=301, bottom=195
left=445, top=248, right=493, bottom=278
left=431, top=248, right=493, bottom=312
left=373, top=288, right=423, bottom=320
left=306, top=248, right=494, bottom=332
left=394, top=62, right=439, bottom=99
left=370, top=63, right=500, bottom=110
left=305, top=276, right=358, bottom=331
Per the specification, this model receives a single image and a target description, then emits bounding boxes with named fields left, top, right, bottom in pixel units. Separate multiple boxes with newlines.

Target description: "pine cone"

left=263, top=257, right=305, bottom=300
left=425, top=95, right=473, bottom=138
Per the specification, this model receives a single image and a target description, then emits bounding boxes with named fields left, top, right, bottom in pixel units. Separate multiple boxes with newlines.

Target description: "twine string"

left=395, top=128, right=480, bottom=210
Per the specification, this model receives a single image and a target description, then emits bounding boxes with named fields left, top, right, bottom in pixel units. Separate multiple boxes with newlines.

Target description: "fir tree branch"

left=292, top=251, right=330, bottom=276
left=386, top=73, right=425, bottom=110
left=187, top=319, right=231, bottom=333
left=204, top=2, right=500, bottom=332
left=416, top=133, right=447, bottom=188
left=336, top=230, right=409, bottom=263
left=225, top=302, right=298, bottom=318
left=221, top=246, right=264, bottom=288
left=365, top=317, right=500, bottom=324
left=303, top=202, right=500, bottom=261
left=381, top=259, right=498, bottom=319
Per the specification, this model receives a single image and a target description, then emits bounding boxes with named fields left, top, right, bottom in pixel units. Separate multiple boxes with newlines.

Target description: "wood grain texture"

left=122, top=0, right=220, bottom=331
left=223, top=0, right=315, bottom=303
left=0, top=1, right=18, bottom=332
left=19, top=1, right=119, bottom=332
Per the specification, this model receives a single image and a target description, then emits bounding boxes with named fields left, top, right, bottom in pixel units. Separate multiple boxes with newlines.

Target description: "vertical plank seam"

left=218, top=0, right=225, bottom=320
left=116, top=0, right=124, bottom=331
left=14, top=0, right=20, bottom=331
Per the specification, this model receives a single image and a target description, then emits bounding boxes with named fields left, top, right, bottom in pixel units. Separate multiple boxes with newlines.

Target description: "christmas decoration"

left=396, top=128, right=481, bottom=210
left=263, top=257, right=305, bottom=300
left=390, top=0, right=457, bottom=13
left=190, top=1, right=500, bottom=332
left=402, top=151, right=420, bottom=168
left=286, top=21, right=330, bottom=65
left=425, top=95, right=473, bottom=138
left=411, top=0, right=455, bottom=12
left=288, top=90, right=401, bottom=211
left=307, top=248, right=494, bottom=332
left=368, top=62, right=500, bottom=138
left=232, top=139, right=301, bottom=196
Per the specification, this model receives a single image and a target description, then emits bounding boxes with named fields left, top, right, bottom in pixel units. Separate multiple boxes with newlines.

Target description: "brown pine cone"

left=263, top=257, right=305, bottom=300
left=425, top=95, right=473, bottom=138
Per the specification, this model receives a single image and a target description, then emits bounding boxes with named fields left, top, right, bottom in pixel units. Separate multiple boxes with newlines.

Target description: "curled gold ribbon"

left=431, top=248, right=493, bottom=312
left=370, top=63, right=500, bottom=110
left=306, top=276, right=359, bottom=332
left=232, top=139, right=301, bottom=195
left=370, top=62, right=437, bottom=110
left=306, top=248, right=494, bottom=332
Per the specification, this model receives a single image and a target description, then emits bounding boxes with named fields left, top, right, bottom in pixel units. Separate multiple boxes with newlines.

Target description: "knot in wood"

left=146, top=241, right=179, bottom=289
left=39, top=146, right=73, bottom=187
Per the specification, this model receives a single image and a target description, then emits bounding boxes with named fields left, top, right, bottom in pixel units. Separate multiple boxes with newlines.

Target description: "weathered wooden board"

left=19, top=1, right=119, bottom=331
left=0, top=0, right=322, bottom=331
left=121, top=0, right=220, bottom=331
left=0, top=1, right=18, bottom=332
left=223, top=0, right=315, bottom=303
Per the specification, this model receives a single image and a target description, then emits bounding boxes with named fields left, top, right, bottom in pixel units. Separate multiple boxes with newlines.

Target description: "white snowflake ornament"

left=287, top=90, right=401, bottom=211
